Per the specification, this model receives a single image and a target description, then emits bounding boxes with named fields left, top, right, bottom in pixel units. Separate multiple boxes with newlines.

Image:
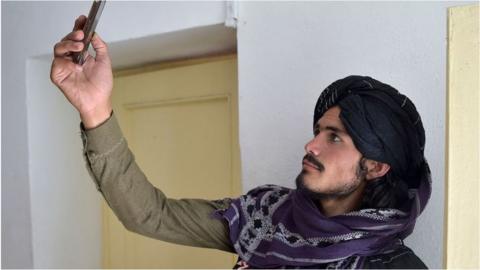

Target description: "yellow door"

left=102, top=55, right=241, bottom=268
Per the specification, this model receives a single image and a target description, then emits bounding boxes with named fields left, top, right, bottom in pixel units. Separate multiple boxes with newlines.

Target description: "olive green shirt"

left=80, top=113, right=234, bottom=253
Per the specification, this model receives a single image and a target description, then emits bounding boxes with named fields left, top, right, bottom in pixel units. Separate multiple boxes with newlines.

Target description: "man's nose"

left=304, top=135, right=322, bottom=156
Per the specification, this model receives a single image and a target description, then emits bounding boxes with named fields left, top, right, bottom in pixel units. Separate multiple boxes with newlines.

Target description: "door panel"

left=103, top=55, right=240, bottom=268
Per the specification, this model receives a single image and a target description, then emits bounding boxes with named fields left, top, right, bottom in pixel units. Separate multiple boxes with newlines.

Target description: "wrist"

left=80, top=105, right=113, bottom=130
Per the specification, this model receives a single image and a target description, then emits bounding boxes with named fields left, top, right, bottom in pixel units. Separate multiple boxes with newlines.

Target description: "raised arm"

left=51, top=16, right=233, bottom=252
left=80, top=113, right=233, bottom=251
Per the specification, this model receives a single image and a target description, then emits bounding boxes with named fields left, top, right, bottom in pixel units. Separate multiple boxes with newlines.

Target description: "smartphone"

left=72, top=0, right=106, bottom=65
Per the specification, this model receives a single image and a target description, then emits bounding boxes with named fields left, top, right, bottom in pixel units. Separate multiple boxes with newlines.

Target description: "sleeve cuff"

left=80, top=112, right=125, bottom=156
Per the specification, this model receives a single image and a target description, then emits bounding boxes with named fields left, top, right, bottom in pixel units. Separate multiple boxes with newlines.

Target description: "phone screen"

left=73, top=0, right=106, bottom=65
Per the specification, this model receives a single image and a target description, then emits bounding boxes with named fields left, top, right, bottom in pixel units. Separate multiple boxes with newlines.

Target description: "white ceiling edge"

left=108, top=23, right=237, bottom=70
left=33, top=23, right=237, bottom=70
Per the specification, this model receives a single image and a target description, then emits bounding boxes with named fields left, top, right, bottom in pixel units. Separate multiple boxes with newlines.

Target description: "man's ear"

left=364, top=159, right=391, bottom=180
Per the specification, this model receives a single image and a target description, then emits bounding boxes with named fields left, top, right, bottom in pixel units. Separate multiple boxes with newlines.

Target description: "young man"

left=51, top=16, right=431, bottom=269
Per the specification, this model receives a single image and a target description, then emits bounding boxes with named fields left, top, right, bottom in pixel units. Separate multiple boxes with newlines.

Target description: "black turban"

left=314, top=75, right=428, bottom=188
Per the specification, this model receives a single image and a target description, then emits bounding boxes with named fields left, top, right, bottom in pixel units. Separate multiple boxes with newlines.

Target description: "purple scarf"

left=218, top=171, right=430, bottom=268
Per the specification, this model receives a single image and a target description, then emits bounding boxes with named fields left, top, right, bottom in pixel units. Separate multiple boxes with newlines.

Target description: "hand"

left=50, top=15, right=113, bottom=129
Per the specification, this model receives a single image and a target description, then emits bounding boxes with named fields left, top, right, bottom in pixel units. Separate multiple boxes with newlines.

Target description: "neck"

left=316, top=182, right=366, bottom=217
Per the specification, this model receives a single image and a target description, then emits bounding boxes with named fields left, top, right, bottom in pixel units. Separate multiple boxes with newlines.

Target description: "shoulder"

left=363, top=245, right=428, bottom=269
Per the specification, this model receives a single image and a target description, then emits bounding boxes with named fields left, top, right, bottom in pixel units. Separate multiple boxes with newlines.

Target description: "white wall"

left=26, top=58, right=103, bottom=268
left=2, top=1, right=227, bottom=268
left=235, top=2, right=471, bottom=268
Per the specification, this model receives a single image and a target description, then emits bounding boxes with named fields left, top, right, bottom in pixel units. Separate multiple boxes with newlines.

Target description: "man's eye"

left=330, top=133, right=341, bottom=143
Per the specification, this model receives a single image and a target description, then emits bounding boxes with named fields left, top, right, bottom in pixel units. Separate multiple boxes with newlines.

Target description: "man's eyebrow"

left=314, top=123, right=347, bottom=135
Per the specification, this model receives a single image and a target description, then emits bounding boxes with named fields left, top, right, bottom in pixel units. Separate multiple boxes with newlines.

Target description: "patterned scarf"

left=216, top=75, right=431, bottom=268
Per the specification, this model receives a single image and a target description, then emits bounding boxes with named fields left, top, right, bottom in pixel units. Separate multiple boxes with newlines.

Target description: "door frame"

left=445, top=4, right=479, bottom=268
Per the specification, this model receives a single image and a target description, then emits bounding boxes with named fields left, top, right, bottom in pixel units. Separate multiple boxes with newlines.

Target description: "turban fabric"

left=313, top=75, right=427, bottom=189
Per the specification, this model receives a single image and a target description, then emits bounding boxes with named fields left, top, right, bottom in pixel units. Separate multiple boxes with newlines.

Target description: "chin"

left=295, top=170, right=306, bottom=187
left=296, top=171, right=317, bottom=192
left=296, top=174, right=325, bottom=200
left=295, top=171, right=345, bottom=200
left=297, top=168, right=318, bottom=185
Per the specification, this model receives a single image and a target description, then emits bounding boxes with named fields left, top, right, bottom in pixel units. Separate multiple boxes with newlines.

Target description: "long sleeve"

left=80, top=112, right=234, bottom=252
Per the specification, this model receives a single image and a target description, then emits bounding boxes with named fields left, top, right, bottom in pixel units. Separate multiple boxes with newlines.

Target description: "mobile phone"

left=72, top=0, right=106, bottom=65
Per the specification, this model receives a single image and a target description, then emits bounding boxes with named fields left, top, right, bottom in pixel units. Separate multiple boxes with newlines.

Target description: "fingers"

left=54, top=40, right=84, bottom=57
left=55, top=16, right=87, bottom=58
left=61, top=15, right=86, bottom=42
left=53, top=16, right=110, bottom=67
left=72, top=15, right=87, bottom=31
left=61, top=30, right=84, bottom=42
left=91, top=33, right=110, bottom=63
left=50, top=15, right=88, bottom=85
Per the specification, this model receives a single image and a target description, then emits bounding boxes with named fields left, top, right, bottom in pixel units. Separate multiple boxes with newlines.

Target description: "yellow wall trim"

left=113, top=53, right=237, bottom=78
left=124, top=94, right=230, bottom=110
left=445, top=3, right=479, bottom=269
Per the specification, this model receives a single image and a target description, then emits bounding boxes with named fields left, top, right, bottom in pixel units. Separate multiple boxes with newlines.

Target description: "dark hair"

left=359, top=159, right=410, bottom=210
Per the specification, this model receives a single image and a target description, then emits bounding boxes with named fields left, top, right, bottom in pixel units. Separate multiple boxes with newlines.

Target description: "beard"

left=296, top=155, right=368, bottom=200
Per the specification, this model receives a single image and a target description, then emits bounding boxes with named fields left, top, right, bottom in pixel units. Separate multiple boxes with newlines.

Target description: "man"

left=51, top=16, right=431, bottom=269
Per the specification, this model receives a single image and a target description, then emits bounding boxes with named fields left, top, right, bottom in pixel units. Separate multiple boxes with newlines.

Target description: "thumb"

left=91, top=32, right=110, bottom=63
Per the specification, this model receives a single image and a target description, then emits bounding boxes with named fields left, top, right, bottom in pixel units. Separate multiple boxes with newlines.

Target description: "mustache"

left=303, top=154, right=325, bottom=172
